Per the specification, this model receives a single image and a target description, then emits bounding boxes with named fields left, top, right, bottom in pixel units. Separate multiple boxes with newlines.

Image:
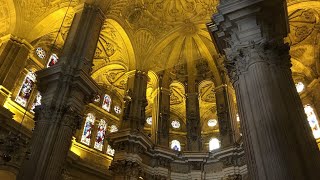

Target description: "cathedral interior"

left=0, top=0, right=320, bottom=179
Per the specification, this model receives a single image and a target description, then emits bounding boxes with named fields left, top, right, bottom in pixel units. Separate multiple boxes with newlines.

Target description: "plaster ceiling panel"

left=0, top=0, right=16, bottom=36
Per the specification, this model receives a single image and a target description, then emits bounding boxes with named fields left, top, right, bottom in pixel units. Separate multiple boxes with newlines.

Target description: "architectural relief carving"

left=224, top=41, right=291, bottom=84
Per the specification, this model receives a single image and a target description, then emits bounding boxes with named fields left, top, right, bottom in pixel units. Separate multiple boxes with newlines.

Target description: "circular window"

left=146, top=117, right=152, bottom=125
left=207, top=119, right=217, bottom=127
left=171, top=120, right=180, bottom=129
left=36, top=47, right=46, bottom=59
left=295, top=82, right=304, bottom=93
left=114, top=105, right=121, bottom=114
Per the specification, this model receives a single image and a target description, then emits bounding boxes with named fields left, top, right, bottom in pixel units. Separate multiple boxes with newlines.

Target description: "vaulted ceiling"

left=1, top=0, right=319, bottom=130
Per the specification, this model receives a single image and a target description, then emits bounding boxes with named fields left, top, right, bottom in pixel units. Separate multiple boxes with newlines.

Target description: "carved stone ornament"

left=110, top=160, right=142, bottom=177
left=224, top=41, right=291, bottom=84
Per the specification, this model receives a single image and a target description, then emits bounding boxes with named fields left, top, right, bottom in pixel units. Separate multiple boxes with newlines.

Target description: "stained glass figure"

left=304, top=105, right=320, bottom=139
left=209, top=138, right=220, bottom=151
left=171, top=120, right=180, bottom=129
left=36, top=47, right=46, bottom=59
left=146, top=117, right=152, bottom=125
left=110, top=125, right=118, bottom=133
left=114, top=105, right=121, bottom=114
left=207, top=119, right=217, bottom=127
left=94, top=119, right=107, bottom=151
left=102, top=94, right=112, bottom=112
left=31, top=92, right=42, bottom=112
left=15, top=71, right=36, bottom=107
left=171, top=140, right=181, bottom=151
left=106, top=145, right=115, bottom=156
left=47, top=53, right=59, bottom=67
left=81, top=113, right=95, bottom=145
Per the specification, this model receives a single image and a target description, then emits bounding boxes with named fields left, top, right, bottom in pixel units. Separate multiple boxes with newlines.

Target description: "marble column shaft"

left=0, top=35, right=31, bottom=105
left=209, top=0, right=320, bottom=179
left=152, top=73, right=170, bottom=147
left=17, top=3, right=104, bottom=180
left=121, top=71, right=148, bottom=130
left=186, top=92, right=202, bottom=151
left=215, top=84, right=240, bottom=147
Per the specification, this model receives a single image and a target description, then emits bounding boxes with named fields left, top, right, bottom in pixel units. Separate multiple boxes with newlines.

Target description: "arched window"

left=207, top=119, right=217, bottom=127
left=171, top=120, right=180, bottom=129
left=15, top=71, right=36, bottom=107
left=209, top=138, right=220, bottom=151
left=102, top=94, right=112, bottom=112
left=81, top=113, right=95, bottom=145
left=295, top=82, right=305, bottom=93
left=94, top=119, right=107, bottom=151
left=146, top=117, right=152, bottom=125
left=236, top=114, right=240, bottom=122
left=31, top=91, right=42, bottom=112
left=47, top=54, right=59, bottom=67
left=110, top=125, right=118, bottom=133
left=106, top=145, right=115, bottom=156
left=171, top=140, right=181, bottom=151
left=304, top=105, right=320, bottom=139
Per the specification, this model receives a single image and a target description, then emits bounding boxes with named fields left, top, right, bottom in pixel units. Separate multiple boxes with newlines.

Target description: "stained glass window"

left=106, top=145, right=115, bottom=156
left=114, top=106, right=121, bottom=114
left=171, top=120, right=180, bottom=129
left=81, top=113, right=95, bottom=145
left=207, top=119, right=217, bottom=127
left=171, top=140, right=181, bottom=151
left=295, top=82, right=305, bottom=93
left=102, top=94, right=112, bottom=112
left=30, top=92, right=42, bottom=112
left=36, top=47, right=46, bottom=59
left=146, top=117, right=152, bottom=125
left=15, top=71, right=36, bottom=107
left=304, top=105, right=320, bottom=139
left=94, top=119, right=107, bottom=151
left=46, top=53, right=59, bottom=67
left=110, top=125, right=118, bottom=133
left=209, top=138, right=220, bottom=151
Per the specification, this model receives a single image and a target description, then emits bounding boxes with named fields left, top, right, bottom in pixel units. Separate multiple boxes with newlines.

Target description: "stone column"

left=208, top=0, right=320, bottom=179
left=152, top=72, right=170, bottom=147
left=0, top=35, right=32, bottom=105
left=186, top=88, right=202, bottom=151
left=215, top=83, right=240, bottom=147
left=121, top=71, right=148, bottom=131
left=17, top=3, right=104, bottom=180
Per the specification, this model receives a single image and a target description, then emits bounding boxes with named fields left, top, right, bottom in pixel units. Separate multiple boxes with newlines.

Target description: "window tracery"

left=114, top=105, right=121, bottom=114
left=36, top=47, right=46, bottom=59
left=207, top=119, right=217, bottom=127
left=209, top=138, right=220, bottom=151
left=171, top=120, right=180, bottom=129
left=304, top=105, right=320, bottom=139
left=106, top=145, right=115, bottom=156
left=15, top=71, right=36, bottom=107
left=171, top=140, right=181, bottom=151
left=81, top=113, right=95, bottom=145
left=94, top=119, right=107, bottom=151
left=110, top=125, right=118, bottom=133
